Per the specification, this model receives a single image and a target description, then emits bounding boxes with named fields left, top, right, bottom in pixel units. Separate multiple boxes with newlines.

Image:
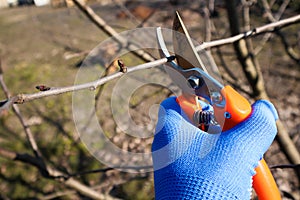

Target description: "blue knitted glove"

left=152, top=97, right=278, bottom=200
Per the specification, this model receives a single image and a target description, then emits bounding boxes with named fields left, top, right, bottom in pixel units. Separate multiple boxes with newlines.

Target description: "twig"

left=276, top=120, right=300, bottom=165
left=270, top=164, right=300, bottom=169
left=254, top=0, right=297, bottom=59
left=196, top=14, right=300, bottom=51
left=0, top=15, right=299, bottom=108
left=241, top=0, right=263, bottom=97
left=40, top=189, right=77, bottom=200
left=0, top=60, right=43, bottom=159
left=275, top=29, right=300, bottom=63
left=58, top=165, right=152, bottom=179
left=0, top=57, right=170, bottom=109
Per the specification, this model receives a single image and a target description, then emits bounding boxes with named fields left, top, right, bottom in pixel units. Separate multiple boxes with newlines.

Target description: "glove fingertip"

left=252, top=100, right=278, bottom=121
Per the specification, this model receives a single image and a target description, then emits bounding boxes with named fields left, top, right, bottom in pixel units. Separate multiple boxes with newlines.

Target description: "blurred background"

left=0, top=0, right=299, bottom=199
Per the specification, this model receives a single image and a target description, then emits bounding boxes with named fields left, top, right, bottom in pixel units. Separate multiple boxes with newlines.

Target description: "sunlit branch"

left=196, top=14, right=300, bottom=50
left=0, top=14, right=299, bottom=111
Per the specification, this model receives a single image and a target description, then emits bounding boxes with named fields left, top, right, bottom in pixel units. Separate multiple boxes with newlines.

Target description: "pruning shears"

left=156, top=11, right=281, bottom=200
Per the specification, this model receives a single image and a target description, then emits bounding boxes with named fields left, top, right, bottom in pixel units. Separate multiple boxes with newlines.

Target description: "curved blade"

left=173, top=11, right=208, bottom=73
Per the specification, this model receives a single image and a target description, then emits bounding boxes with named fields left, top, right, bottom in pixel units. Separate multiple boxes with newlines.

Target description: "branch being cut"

left=0, top=57, right=170, bottom=112
left=73, top=0, right=299, bottom=63
left=196, top=14, right=300, bottom=51
left=0, top=14, right=299, bottom=109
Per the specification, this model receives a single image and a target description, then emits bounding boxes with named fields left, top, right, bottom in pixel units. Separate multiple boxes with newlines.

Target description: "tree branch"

left=196, top=14, right=300, bottom=51
left=270, top=164, right=300, bottom=169
left=0, top=14, right=298, bottom=109
left=0, top=57, right=170, bottom=112
left=0, top=59, right=43, bottom=159
left=275, top=30, right=300, bottom=63
left=257, top=0, right=299, bottom=63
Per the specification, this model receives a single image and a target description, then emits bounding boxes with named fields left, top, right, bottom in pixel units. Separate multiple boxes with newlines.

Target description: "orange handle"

left=253, top=159, right=281, bottom=199
left=176, top=85, right=281, bottom=200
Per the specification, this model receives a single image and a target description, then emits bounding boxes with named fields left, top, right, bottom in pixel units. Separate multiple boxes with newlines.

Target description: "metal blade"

left=173, top=11, right=209, bottom=73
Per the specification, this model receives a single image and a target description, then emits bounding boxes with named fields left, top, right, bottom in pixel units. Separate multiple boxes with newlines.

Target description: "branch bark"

left=275, top=30, right=300, bottom=63
left=0, top=60, right=44, bottom=159
left=254, top=0, right=290, bottom=55
left=196, top=14, right=300, bottom=50
left=0, top=57, right=169, bottom=111
left=0, top=14, right=299, bottom=109
left=258, top=0, right=299, bottom=63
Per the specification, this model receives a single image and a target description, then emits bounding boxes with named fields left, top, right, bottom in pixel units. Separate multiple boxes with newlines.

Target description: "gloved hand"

left=152, top=96, right=278, bottom=200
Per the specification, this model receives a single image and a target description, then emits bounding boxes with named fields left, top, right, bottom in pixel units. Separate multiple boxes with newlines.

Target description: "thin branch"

left=0, top=15, right=299, bottom=108
left=270, top=164, right=300, bottom=169
left=261, top=0, right=276, bottom=22
left=203, top=5, right=211, bottom=43
left=0, top=60, right=43, bottom=159
left=40, top=189, right=77, bottom=200
left=276, top=120, right=300, bottom=164
left=196, top=14, right=300, bottom=51
left=241, top=0, right=267, bottom=98
left=254, top=0, right=291, bottom=56
left=0, top=57, right=170, bottom=109
left=275, top=29, right=300, bottom=63
left=59, top=165, right=152, bottom=179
